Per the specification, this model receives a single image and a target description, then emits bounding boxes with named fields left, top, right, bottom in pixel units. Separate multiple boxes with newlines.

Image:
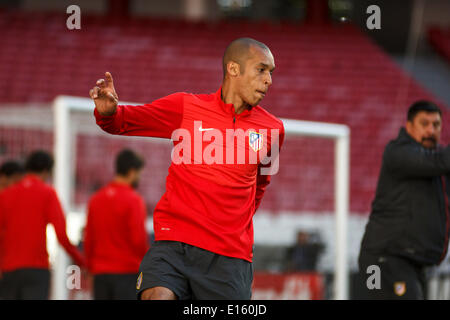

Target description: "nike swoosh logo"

left=199, top=127, right=214, bottom=132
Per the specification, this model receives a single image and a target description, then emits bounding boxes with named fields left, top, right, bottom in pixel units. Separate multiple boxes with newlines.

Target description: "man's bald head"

left=222, top=38, right=270, bottom=78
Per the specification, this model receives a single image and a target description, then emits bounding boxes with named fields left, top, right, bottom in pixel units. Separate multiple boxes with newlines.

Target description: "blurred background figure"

left=0, top=160, right=24, bottom=191
left=0, top=160, right=24, bottom=287
left=0, top=150, right=85, bottom=300
left=358, top=101, right=449, bottom=300
left=84, top=149, right=149, bottom=300
left=285, top=230, right=324, bottom=272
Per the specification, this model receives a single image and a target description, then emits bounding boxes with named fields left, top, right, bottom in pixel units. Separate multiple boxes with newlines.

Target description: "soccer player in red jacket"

left=0, top=161, right=24, bottom=287
left=84, top=149, right=149, bottom=300
left=89, top=38, right=284, bottom=300
left=0, top=151, right=85, bottom=300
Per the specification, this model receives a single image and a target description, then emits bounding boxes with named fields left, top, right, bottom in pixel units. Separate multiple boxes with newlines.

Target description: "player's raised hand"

left=89, top=72, right=119, bottom=116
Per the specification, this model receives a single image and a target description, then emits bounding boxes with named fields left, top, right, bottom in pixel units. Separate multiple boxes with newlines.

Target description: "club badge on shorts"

left=394, top=281, right=406, bottom=296
left=249, top=131, right=263, bottom=152
left=136, top=272, right=143, bottom=290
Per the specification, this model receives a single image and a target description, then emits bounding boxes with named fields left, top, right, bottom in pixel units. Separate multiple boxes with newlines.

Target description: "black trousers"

left=358, top=251, right=427, bottom=300
left=0, top=268, right=50, bottom=300
left=93, top=273, right=138, bottom=300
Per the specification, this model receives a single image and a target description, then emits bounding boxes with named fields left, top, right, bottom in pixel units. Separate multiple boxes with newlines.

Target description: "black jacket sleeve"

left=384, top=142, right=450, bottom=178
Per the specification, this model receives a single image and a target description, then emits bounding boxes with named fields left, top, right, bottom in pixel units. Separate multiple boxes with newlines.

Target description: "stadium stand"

left=0, top=10, right=448, bottom=216
left=428, top=26, right=450, bottom=64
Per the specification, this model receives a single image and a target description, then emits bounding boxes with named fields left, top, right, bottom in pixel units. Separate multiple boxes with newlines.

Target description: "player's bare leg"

left=140, top=286, right=177, bottom=300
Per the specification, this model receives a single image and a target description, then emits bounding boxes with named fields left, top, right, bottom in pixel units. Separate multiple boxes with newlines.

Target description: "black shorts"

left=0, top=268, right=50, bottom=300
left=136, top=240, right=253, bottom=300
left=358, top=251, right=426, bottom=300
left=93, top=273, right=138, bottom=300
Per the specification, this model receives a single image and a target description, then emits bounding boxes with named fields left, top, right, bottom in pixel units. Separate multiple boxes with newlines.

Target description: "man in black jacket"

left=359, top=100, right=450, bottom=299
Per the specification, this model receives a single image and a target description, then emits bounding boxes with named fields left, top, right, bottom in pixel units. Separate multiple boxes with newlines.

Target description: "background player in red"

left=0, top=150, right=85, bottom=300
left=84, top=149, right=149, bottom=300
left=0, top=160, right=24, bottom=284
left=89, top=38, right=284, bottom=300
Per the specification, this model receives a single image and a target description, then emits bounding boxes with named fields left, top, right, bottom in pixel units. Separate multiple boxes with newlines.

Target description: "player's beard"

left=421, top=137, right=437, bottom=149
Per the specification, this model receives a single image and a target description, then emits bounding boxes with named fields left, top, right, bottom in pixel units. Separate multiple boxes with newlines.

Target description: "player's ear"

left=405, top=120, right=413, bottom=135
left=227, top=61, right=240, bottom=77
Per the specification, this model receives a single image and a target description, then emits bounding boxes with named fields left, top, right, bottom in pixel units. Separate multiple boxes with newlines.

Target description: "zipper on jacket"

left=233, top=116, right=236, bottom=129
left=439, top=176, right=450, bottom=263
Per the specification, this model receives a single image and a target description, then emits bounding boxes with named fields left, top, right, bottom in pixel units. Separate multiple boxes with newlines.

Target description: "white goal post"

left=52, top=95, right=350, bottom=300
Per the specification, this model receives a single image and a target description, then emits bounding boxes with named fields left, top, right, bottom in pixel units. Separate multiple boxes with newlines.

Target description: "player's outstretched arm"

left=89, top=72, right=119, bottom=116
left=92, top=75, right=184, bottom=139
left=385, top=143, right=450, bottom=178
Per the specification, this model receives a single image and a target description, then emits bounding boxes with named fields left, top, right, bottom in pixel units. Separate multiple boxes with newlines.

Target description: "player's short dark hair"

left=115, top=149, right=144, bottom=176
left=407, top=100, right=442, bottom=122
left=222, top=37, right=270, bottom=78
left=25, top=150, right=54, bottom=173
left=0, top=160, right=24, bottom=177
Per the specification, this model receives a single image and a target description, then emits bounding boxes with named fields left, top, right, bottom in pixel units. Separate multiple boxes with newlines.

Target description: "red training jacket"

left=84, top=182, right=149, bottom=274
left=94, top=88, right=285, bottom=262
left=0, top=174, right=85, bottom=272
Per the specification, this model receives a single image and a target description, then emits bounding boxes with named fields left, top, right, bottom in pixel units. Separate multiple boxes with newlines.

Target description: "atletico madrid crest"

left=249, top=131, right=263, bottom=152
left=394, top=281, right=406, bottom=296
